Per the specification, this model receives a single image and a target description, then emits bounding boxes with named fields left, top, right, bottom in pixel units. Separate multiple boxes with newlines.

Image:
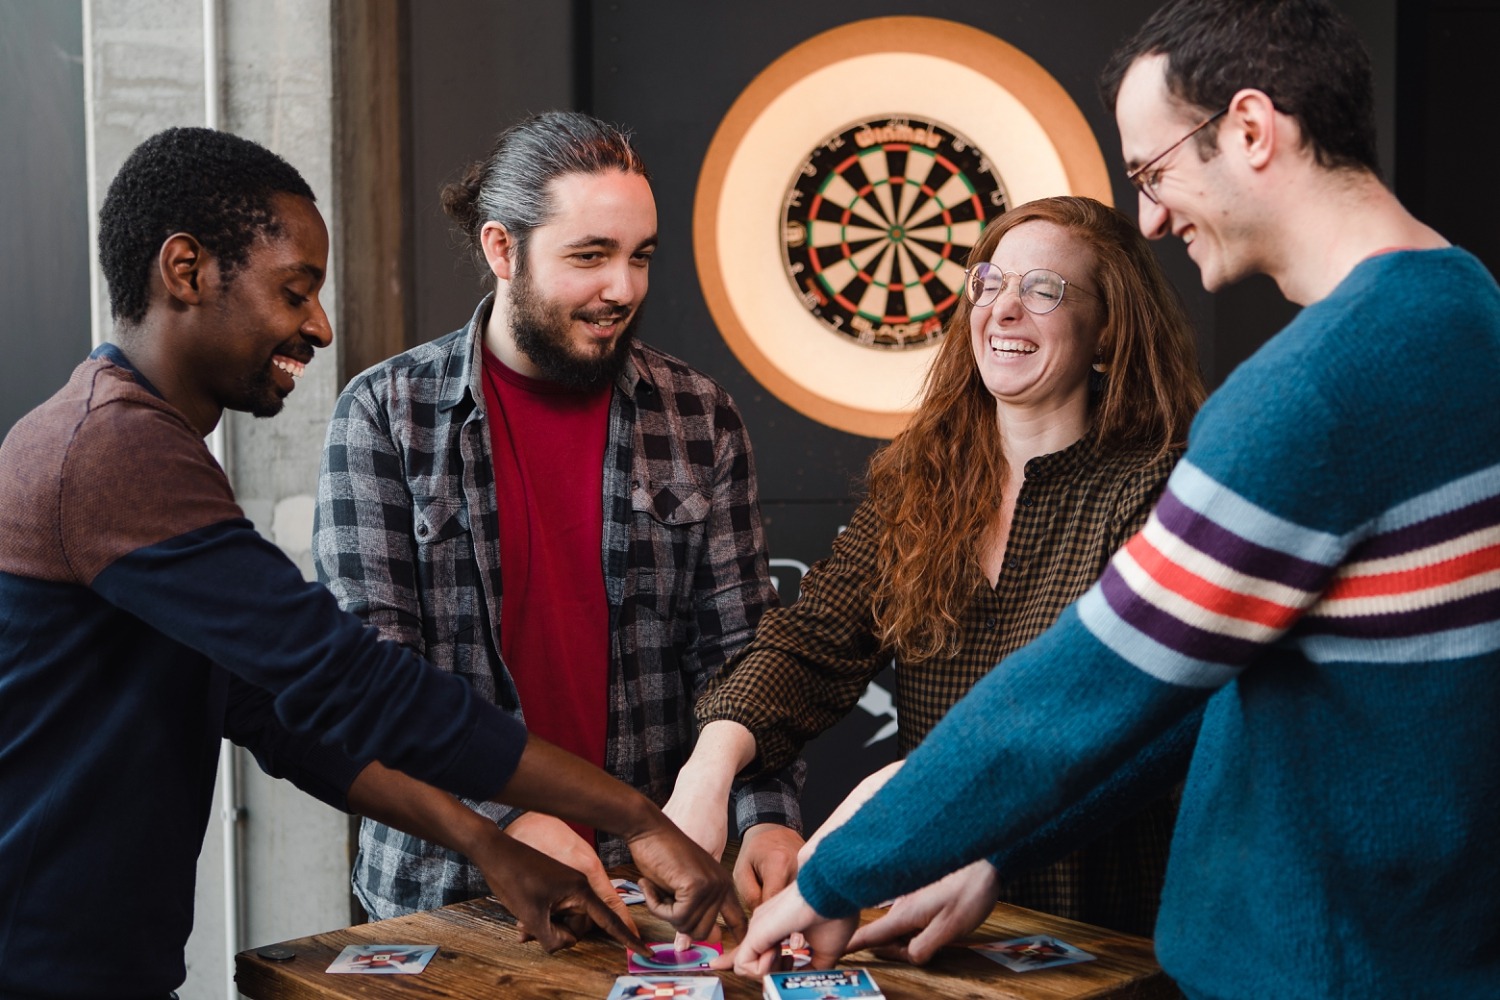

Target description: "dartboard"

left=782, top=117, right=1008, bottom=350
left=693, top=16, right=1112, bottom=438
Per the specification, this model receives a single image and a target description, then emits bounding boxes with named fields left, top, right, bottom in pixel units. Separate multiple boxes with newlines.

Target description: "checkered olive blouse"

left=696, top=433, right=1185, bottom=935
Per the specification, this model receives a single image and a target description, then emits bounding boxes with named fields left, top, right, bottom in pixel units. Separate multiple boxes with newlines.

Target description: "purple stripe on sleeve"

left=1300, top=589, right=1500, bottom=638
left=1099, top=565, right=1266, bottom=666
left=1154, top=490, right=1329, bottom=592
left=1351, top=493, right=1500, bottom=562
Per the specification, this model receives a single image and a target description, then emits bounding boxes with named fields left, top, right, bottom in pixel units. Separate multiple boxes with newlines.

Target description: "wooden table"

left=236, top=887, right=1173, bottom=999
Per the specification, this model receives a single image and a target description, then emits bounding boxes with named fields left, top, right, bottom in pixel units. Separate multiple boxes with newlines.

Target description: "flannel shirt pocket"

left=412, top=495, right=469, bottom=544
left=631, top=480, right=711, bottom=525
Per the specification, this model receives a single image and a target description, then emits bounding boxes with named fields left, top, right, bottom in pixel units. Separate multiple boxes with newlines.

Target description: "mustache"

left=574, top=306, right=632, bottom=325
left=272, top=340, right=316, bottom=365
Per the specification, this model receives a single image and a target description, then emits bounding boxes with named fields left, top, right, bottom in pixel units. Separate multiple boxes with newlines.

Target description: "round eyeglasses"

left=1126, top=106, right=1228, bottom=206
left=963, top=262, right=1098, bottom=315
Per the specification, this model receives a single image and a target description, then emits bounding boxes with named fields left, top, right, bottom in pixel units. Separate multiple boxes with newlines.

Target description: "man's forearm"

left=348, top=760, right=496, bottom=860
left=494, top=735, right=662, bottom=841
left=357, top=734, right=673, bottom=847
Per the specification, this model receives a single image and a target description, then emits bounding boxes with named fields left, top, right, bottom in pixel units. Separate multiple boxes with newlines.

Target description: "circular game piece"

left=633, top=943, right=717, bottom=970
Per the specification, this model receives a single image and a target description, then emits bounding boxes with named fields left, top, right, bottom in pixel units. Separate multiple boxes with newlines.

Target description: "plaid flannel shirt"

left=696, top=434, right=1184, bottom=936
left=314, top=295, right=800, bottom=919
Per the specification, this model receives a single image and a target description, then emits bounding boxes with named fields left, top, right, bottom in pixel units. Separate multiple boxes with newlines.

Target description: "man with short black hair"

left=0, top=126, right=742, bottom=1000
left=724, top=2, right=1500, bottom=995
left=314, top=111, right=804, bottom=924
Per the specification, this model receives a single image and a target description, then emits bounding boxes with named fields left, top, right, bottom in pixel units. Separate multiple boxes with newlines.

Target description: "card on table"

left=763, top=968, right=886, bottom=999
left=325, top=943, right=438, bottom=974
left=604, top=974, right=725, bottom=999
left=775, top=937, right=811, bottom=970
left=627, top=941, right=723, bottom=974
left=972, top=934, right=1096, bottom=972
left=612, top=878, right=646, bottom=905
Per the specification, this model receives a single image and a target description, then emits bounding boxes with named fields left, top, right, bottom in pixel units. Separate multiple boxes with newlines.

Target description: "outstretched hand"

left=470, top=830, right=651, bottom=954
left=506, top=812, right=640, bottom=940
left=845, top=859, right=1000, bottom=964
left=627, top=815, right=748, bottom=944
left=735, top=822, right=804, bottom=908
left=662, top=766, right=731, bottom=862
left=713, top=881, right=857, bottom=976
left=343, top=761, right=647, bottom=955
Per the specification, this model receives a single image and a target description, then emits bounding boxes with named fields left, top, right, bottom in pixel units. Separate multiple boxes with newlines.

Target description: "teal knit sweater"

left=798, top=248, right=1500, bottom=998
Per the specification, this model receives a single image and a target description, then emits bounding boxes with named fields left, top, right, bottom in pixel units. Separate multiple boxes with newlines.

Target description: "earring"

left=1091, top=353, right=1109, bottom=374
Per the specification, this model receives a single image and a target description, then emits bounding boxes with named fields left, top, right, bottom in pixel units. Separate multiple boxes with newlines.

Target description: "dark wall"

left=403, top=0, right=1416, bottom=834
left=406, top=0, right=579, bottom=346
left=577, top=0, right=1397, bottom=830
left=591, top=0, right=1216, bottom=509
left=0, top=0, right=90, bottom=437
left=1396, top=0, right=1500, bottom=277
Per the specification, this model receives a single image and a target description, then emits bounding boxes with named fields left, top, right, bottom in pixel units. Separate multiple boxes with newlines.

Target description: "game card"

left=627, top=941, right=723, bottom=974
left=604, top=975, right=725, bottom=999
left=972, top=934, right=1096, bottom=972
left=763, top=968, right=886, bottom=999
left=776, top=937, right=812, bottom=970
left=325, top=943, right=438, bottom=974
left=612, top=878, right=646, bottom=905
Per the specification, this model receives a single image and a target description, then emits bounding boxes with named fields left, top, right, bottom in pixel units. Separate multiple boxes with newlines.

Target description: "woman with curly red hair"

left=668, top=195, right=1205, bottom=941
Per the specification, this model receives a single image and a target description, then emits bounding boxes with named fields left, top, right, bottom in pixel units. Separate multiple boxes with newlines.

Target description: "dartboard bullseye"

left=782, top=116, right=1008, bottom=350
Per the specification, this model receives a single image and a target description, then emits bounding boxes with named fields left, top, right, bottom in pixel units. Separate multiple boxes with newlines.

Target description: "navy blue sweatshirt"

left=0, top=346, right=529, bottom=998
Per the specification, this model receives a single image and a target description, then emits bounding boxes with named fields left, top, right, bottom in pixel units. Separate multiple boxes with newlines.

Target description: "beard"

left=508, top=262, right=641, bottom=392
left=236, top=370, right=287, bottom=418
left=229, top=351, right=295, bottom=419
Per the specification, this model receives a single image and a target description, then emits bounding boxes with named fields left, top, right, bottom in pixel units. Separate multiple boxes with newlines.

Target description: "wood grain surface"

left=237, top=872, right=1175, bottom=1000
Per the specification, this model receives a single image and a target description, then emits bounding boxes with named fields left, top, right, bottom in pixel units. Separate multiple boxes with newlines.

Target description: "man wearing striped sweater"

left=724, top=1, right=1500, bottom=996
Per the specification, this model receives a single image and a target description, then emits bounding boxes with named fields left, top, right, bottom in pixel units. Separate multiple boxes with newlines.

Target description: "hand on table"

left=506, top=812, right=640, bottom=940
left=668, top=821, right=804, bottom=954
left=845, top=858, right=1001, bottom=964
left=712, top=881, right=857, bottom=976
left=466, top=822, right=649, bottom=955
left=343, top=762, right=646, bottom=954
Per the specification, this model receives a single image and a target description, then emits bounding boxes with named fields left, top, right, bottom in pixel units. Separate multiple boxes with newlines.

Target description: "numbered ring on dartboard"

left=782, top=116, right=1008, bottom=351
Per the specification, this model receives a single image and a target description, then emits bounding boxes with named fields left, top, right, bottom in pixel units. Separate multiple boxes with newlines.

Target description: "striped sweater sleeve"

left=1076, top=458, right=1348, bottom=687
left=797, top=449, right=1362, bottom=916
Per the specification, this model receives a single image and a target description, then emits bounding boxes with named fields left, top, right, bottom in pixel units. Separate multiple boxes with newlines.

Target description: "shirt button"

left=1006, top=558, right=1020, bottom=571
left=985, top=617, right=997, bottom=630
left=1020, top=496, right=1034, bottom=507
left=416, top=523, right=429, bottom=537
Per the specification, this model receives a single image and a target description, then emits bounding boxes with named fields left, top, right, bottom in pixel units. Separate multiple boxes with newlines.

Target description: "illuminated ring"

left=694, top=15, right=1111, bottom=438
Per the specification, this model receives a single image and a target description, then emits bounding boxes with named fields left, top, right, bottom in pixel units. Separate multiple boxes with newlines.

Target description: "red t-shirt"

left=482, top=347, right=611, bottom=844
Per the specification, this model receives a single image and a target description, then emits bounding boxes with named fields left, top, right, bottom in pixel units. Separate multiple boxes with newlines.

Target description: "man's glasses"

left=1126, top=107, right=1228, bottom=205
left=963, top=262, right=1097, bottom=315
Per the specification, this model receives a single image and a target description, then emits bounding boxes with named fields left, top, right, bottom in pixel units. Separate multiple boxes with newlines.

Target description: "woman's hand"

left=845, top=859, right=1001, bottom=964
left=713, top=881, right=858, bottom=976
